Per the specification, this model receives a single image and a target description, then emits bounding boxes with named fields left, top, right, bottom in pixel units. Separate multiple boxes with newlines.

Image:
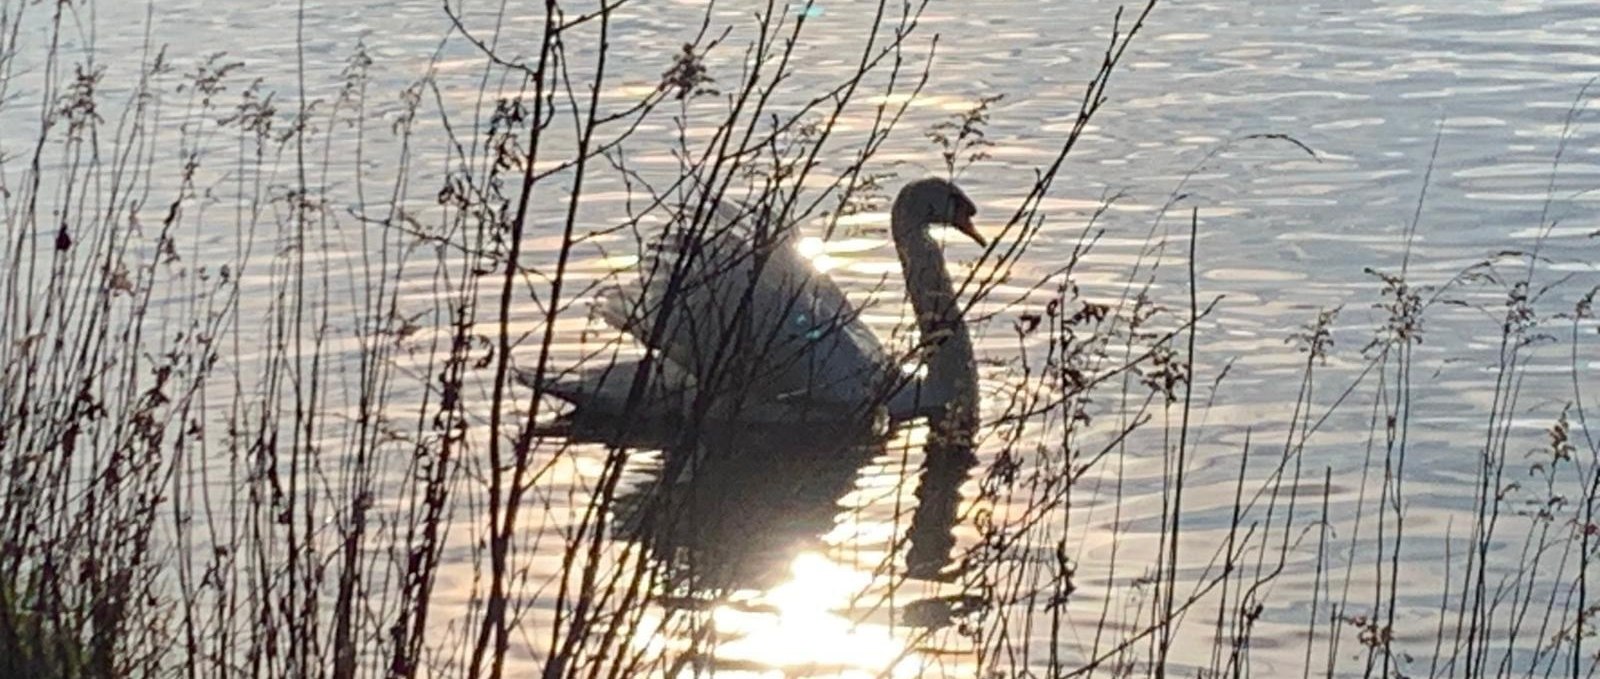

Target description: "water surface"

left=4, top=0, right=1598, bottom=675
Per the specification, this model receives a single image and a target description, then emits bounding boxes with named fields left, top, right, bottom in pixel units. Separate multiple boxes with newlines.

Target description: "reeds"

left=0, top=0, right=1596, bottom=677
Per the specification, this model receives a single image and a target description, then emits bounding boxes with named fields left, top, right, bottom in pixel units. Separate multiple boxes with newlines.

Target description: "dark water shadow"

left=571, top=409, right=977, bottom=607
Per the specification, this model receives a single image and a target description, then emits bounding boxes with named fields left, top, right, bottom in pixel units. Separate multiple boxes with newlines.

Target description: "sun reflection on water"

left=635, top=552, right=928, bottom=678
left=715, top=552, right=919, bottom=677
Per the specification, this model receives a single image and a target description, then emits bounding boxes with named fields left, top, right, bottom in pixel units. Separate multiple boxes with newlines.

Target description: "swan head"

left=894, top=177, right=984, bottom=247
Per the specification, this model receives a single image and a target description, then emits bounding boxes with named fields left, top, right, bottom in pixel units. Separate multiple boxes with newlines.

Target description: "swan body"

left=522, top=177, right=982, bottom=426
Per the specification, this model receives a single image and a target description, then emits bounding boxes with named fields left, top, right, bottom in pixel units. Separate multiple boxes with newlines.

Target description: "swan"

left=520, top=177, right=984, bottom=427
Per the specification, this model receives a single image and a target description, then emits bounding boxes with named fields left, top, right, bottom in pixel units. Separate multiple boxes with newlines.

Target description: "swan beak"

left=953, top=214, right=987, bottom=248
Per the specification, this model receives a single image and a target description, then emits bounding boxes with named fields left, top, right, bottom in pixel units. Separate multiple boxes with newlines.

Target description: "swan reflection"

left=573, top=409, right=976, bottom=676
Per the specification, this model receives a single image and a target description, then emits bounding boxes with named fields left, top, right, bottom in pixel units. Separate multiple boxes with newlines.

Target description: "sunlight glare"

left=797, top=236, right=827, bottom=259
left=707, top=552, right=920, bottom=677
left=797, top=236, right=841, bottom=273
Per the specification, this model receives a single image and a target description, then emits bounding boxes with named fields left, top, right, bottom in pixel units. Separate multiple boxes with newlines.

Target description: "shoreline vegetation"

left=2, top=0, right=1597, bottom=677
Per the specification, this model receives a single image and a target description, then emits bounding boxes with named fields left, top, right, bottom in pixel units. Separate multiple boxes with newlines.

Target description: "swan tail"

left=512, top=366, right=587, bottom=406
left=517, top=358, right=694, bottom=421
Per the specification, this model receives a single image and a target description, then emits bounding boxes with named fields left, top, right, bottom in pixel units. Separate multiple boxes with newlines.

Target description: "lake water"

left=3, top=0, right=1599, bottom=676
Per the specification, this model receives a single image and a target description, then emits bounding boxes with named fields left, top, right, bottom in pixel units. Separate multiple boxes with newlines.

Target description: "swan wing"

left=599, top=200, right=888, bottom=407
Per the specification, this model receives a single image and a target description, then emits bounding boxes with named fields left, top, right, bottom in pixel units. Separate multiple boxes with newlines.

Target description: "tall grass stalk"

left=1, top=1, right=1596, bottom=678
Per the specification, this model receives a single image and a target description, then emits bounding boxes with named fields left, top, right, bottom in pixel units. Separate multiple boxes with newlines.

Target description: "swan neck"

left=889, top=201, right=977, bottom=419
